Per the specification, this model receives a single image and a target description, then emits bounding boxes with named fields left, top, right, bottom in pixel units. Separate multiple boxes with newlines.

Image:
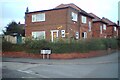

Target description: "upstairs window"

left=32, top=13, right=45, bottom=22
left=100, top=25, right=103, bottom=34
left=32, top=15, right=37, bottom=22
left=114, top=26, right=116, bottom=31
left=82, top=16, right=87, bottom=23
left=71, top=12, right=78, bottom=21
left=103, top=24, right=106, bottom=30
left=88, top=21, right=91, bottom=31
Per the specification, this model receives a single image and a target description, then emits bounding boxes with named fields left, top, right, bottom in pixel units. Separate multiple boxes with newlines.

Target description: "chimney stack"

left=118, top=20, right=119, bottom=26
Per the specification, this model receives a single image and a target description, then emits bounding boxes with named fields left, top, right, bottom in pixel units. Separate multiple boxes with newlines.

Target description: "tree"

left=3, top=21, right=25, bottom=36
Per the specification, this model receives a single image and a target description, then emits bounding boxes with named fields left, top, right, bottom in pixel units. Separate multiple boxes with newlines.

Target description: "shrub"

left=2, top=39, right=25, bottom=52
left=2, top=38, right=118, bottom=53
left=100, top=38, right=118, bottom=49
left=2, top=39, right=13, bottom=52
left=25, top=39, right=49, bottom=53
left=86, top=39, right=106, bottom=51
left=117, top=37, right=120, bottom=49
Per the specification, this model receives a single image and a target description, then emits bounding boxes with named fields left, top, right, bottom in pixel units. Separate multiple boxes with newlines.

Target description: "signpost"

left=41, top=49, right=51, bottom=59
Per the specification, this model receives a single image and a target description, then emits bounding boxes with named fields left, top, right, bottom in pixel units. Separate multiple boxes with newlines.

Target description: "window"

left=82, top=32, right=87, bottom=39
left=32, top=31, right=45, bottom=40
left=32, top=13, right=45, bottom=22
left=71, top=12, right=78, bottom=21
left=82, top=16, right=87, bottom=23
left=114, top=26, right=116, bottom=31
left=100, top=25, right=102, bottom=34
left=88, top=21, right=91, bottom=31
left=32, top=15, right=37, bottom=22
left=61, top=30, right=65, bottom=37
left=75, top=32, right=79, bottom=39
left=103, top=24, right=106, bottom=30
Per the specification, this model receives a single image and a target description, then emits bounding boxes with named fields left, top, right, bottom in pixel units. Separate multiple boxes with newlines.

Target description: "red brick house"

left=102, top=17, right=119, bottom=38
left=25, top=3, right=93, bottom=42
left=89, top=13, right=108, bottom=38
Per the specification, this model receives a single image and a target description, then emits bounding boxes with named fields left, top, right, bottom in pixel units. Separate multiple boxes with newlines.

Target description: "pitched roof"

left=102, top=17, right=117, bottom=26
left=89, top=13, right=107, bottom=24
left=55, top=3, right=81, bottom=11
left=89, top=13, right=100, bottom=20
left=55, top=3, right=93, bottom=18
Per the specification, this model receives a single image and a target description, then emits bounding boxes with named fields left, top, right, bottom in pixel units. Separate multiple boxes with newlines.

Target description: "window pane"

left=114, top=26, right=116, bottom=31
left=32, top=31, right=45, bottom=40
left=37, top=13, right=45, bottom=22
left=84, top=32, right=87, bottom=38
left=82, top=16, right=86, bottom=23
left=32, top=15, right=36, bottom=22
left=32, top=13, right=45, bottom=22
left=71, top=12, right=78, bottom=21
left=82, top=32, right=87, bottom=39
left=103, top=24, right=106, bottom=30
left=100, top=26, right=102, bottom=34
left=88, top=21, right=91, bottom=31
left=82, top=32, right=84, bottom=37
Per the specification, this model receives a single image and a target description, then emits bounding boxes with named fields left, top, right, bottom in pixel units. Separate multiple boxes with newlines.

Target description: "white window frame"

left=103, top=24, right=106, bottom=30
left=82, top=16, right=87, bottom=23
left=32, top=15, right=37, bottom=22
left=32, top=13, right=45, bottom=22
left=114, top=26, right=116, bottom=31
left=71, top=12, right=78, bottom=21
left=100, top=25, right=103, bottom=34
left=88, top=21, right=91, bottom=31
left=82, top=32, right=87, bottom=39
left=32, top=31, right=46, bottom=40
left=51, top=30, right=59, bottom=42
left=61, top=30, right=65, bottom=37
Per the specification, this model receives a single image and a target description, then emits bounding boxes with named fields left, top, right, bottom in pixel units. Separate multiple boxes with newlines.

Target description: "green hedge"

left=2, top=38, right=118, bottom=53
left=24, top=38, right=118, bottom=53
left=2, top=39, right=25, bottom=52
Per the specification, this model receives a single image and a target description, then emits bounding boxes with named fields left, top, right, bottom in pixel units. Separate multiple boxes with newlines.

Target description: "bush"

left=117, top=37, right=120, bottom=49
left=2, top=39, right=25, bottom=52
left=2, top=38, right=118, bottom=53
left=100, top=38, right=118, bottom=49
left=86, top=39, right=106, bottom=51
left=25, top=39, right=49, bottom=53
left=2, top=39, right=13, bottom=52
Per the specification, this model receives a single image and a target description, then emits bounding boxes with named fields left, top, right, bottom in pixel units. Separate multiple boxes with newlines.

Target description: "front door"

left=51, top=30, right=59, bottom=42
left=17, top=36, right=22, bottom=44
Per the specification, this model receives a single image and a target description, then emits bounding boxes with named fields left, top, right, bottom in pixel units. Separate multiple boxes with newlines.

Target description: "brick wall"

left=92, top=22, right=107, bottom=38
left=80, top=16, right=93, bottom=39
left=25, top=8, right=68, bottom=41
left=25, top=7, right=93, bottom=41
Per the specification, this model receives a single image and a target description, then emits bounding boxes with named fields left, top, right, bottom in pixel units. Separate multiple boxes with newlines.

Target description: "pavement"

left=2, top=51, right=119, bottom=65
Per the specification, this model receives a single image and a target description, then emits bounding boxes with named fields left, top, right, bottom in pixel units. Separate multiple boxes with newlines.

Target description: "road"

left=1, top=51, right=119, bottom=79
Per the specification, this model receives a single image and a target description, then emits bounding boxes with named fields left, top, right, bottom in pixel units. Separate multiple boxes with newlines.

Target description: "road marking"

left=17, top=70, right=49, bottom=78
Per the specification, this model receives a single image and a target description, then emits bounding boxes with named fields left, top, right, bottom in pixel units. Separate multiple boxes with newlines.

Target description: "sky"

left=0, top=0, right=119, bottom=34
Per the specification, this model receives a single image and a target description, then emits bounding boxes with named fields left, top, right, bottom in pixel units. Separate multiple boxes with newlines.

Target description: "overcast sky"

left=0, top=0, right=119, bottom=34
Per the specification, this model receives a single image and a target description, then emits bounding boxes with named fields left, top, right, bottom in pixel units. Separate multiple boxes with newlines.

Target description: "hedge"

left=2, top=38, right=118, bottom=53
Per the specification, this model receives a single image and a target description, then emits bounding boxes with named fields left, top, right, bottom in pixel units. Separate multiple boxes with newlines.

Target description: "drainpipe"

left=78, top=12, right=81, bottom=40
left=66, top=8, right=69, bottom=40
